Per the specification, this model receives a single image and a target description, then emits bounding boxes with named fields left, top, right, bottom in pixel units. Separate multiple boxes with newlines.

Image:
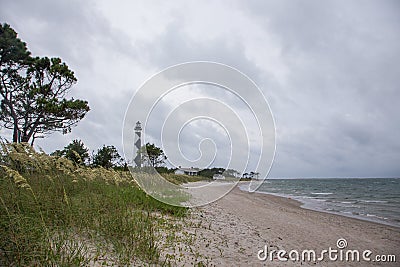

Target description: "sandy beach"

left=176, top=182, right=400, bottom=266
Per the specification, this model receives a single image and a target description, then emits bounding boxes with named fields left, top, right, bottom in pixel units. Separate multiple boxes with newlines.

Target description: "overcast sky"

left=1, top=0, right=399, bottom=178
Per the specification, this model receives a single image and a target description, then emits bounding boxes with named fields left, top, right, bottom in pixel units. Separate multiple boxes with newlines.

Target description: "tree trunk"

left=30, top=135, right=35, bottom=146
left=13, top=121, right=18, bottom=143
left=21, top=135, right=30, bottom=143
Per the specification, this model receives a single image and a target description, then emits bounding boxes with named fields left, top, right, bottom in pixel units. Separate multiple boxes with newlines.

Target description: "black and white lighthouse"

left=134, top=121, right=142, bottom=167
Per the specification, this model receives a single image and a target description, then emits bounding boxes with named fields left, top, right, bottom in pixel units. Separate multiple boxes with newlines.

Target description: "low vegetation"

left=0, top=142, right=205, bottom=266
left=161, top=173, right=211, bottom=185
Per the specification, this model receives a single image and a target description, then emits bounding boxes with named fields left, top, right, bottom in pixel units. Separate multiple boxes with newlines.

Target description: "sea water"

left=242, top=178, right=400, bottom=227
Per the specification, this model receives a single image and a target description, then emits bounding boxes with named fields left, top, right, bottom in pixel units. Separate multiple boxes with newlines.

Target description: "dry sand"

left=178, top=182, right=400, bottom=266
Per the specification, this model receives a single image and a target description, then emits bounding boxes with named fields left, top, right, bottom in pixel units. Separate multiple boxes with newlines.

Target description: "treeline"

left=157, top=166, right=259, bottom=179
left=51, top=139, right=127, bottom=170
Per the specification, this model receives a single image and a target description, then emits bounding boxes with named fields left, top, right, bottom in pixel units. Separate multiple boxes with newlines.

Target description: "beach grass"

left=161, top=173, right=211, bottom=185
left=0, top=143, right=195, bottom=266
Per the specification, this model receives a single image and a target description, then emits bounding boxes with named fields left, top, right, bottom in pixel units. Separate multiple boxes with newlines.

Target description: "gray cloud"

left=1, top=0, right=399, bottom=177
left=236, top=0, right=400, bottom=177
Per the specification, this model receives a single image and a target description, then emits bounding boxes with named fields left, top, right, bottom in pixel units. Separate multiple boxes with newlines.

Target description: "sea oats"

left=63, top=186, right=70, bottom=206
left=1, top=165, right=31, bottom=190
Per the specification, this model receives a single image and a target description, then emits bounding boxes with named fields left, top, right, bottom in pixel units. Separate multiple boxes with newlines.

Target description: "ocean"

left=241, top=178, right=400, bottom=227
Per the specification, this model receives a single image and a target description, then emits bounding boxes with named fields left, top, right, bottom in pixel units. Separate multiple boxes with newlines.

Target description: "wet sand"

left=179, top=183, right=400, bottom=266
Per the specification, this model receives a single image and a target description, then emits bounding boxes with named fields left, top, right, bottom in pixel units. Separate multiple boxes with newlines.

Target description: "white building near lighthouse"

left=174, top=167, right=201, bottom=176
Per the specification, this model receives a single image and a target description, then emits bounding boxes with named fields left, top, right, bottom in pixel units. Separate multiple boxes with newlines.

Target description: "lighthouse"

left=134, top=121, right=142, bottom=167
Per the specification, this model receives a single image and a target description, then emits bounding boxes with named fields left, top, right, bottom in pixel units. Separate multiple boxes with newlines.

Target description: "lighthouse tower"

left=134, top=121, right=142, bottom=167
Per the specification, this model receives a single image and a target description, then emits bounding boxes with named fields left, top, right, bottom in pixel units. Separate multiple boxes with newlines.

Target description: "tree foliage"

left=224, top=168, right=240, bottom=177
left=0, top=23, right=89, bottom=145
left=0, top=23, right=31, bottom=142
left=93, top=145, right=121, bottom=169
left=139, top=143, right=167, bottom=167
left=51, top=139, right=89, bottom=165
left=198, top=167, right=225, bottom=178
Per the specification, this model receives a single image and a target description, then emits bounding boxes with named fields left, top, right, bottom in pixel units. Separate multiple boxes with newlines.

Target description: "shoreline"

left=180, top=184, right=400, bottom=266
left=238, top=181, right=400, bottom=229
left=244, top=187, right=400, bottom=229
left=244, top=185, right=400, bottom=229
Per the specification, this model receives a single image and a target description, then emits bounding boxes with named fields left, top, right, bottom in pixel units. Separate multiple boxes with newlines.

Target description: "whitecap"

left=360, top=200, right=388, bottom=203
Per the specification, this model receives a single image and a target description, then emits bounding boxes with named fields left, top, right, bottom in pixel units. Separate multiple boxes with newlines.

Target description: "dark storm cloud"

left=234, top=0, right=400, bottom=177
left=140, top=19, right=264, bottom=85
left=0, top=0, right=135, bottom=67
